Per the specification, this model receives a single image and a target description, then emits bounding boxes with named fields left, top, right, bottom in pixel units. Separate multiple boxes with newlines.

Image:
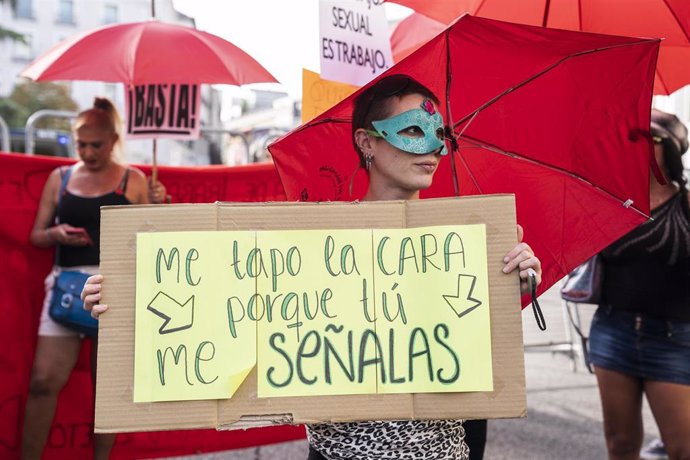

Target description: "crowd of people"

left=19, top=76, right=689, bottom=460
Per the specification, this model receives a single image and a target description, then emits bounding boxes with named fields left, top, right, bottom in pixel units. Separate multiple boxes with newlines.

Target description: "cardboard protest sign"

left=301, top=69, right=358, bottom=123
left=133, top=224, right=492, bottom=402
left=126, top=84, right=201, bottom=139
left=134, top=231, right=257, bottom=402
left=96, top=196, right=526, bottom=433
left=319, top=0, right=394, bottom=86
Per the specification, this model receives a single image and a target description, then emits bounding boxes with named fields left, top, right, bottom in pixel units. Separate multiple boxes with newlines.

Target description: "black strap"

left=54, top=165, right=75, bottom=265
left=55, top=165, right=75, bottom=225
left=564, top=301, right=594, bottom=373
left=528, top=269, right=546, bottom=331
left=116, top=168, right=131, bottom=194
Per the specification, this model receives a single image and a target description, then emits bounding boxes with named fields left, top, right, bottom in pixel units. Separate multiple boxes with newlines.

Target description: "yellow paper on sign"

left=134, top=231, right=256, bottom=402
left=256, top=229, right=376, bottom=398
left=301, top=69, right=358, bottom=123
left=373, top=225, right=493, bottom=394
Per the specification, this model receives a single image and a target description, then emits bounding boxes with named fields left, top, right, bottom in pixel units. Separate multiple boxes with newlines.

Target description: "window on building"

left=103, top=4, right=118, bottom=24
left=15, top=0, right=33, bottom=19
left=57, top=0, right=74, bottom=24
left=12, top=34, right=33, bottom=61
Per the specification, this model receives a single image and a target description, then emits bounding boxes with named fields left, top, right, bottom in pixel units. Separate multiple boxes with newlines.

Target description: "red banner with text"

left=0, top=152, right=303, bottom=459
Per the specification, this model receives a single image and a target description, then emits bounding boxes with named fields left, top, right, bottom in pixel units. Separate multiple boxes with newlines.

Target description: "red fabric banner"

left=0, top=152, right=304, bottom=459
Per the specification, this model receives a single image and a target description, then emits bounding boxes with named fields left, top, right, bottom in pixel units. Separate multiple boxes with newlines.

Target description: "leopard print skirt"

left=307, top=420, right=469, bottom=459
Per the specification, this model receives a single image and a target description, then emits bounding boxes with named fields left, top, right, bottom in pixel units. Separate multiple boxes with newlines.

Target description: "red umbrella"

left=390, top=12, right=444, bottom=63
left=20, top=20, right=278, bottom=179
left=20, top=20, right=277, bottom=85
left=387, top=0, right=690, bottom=95
left=268, top=15, right=660, bottom=302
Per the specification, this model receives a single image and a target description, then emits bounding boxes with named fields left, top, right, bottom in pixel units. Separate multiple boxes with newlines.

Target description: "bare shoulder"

left=44, top=166, right=66, bottom=196
left=128, top=167, right=148, bottom=182
left=126, top=167, right=150, bottom=204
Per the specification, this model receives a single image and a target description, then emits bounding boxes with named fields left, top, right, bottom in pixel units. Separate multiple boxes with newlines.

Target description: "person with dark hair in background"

left=23, top=97, right=166, bottom=460
left=82, top=75, right=542, bottom=459
left=590, top=108, right=690, bottom=460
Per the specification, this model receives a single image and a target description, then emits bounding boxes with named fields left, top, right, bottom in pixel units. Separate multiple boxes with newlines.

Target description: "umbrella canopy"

left=387, top=0, right=690, bottom=95
left=20, top=20, right=277, bottom=85
left=390, top=12, right=444, bottom=63
left=268, top=15, right=660, bottom=300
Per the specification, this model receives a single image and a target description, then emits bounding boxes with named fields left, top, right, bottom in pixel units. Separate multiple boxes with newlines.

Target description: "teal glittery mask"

left=369, top=99, right=447, bottom=155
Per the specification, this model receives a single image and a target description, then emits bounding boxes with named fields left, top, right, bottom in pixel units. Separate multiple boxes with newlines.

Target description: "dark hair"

left=656, top=135, right=690, bottom=219
left=352, top=74, right=440, bottom=168
left=75, top=97, right=121, bottom=135
left=650, top=109, right=689, bottom=218
left=651, top=109, right=688, bottom=155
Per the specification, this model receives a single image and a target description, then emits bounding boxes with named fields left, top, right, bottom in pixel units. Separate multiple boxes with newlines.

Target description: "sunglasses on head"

left=76, top=141, right=105, bottom=149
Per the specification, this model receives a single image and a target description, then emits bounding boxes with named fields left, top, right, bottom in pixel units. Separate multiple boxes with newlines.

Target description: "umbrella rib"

left=451, top=111, right=483, bottom=194
left=269, top=116, right=351, bottom=145
left=662, top=0, right=690, bottom=44
left=129, top=23, right=148, bottom=84
left=542, top=0, right=551, bottom=27
left=458, top=134, right=651, bottom=219
left=473, top=0, right=489, bottom=16
left=451, top=38, right=660, bottom=129
left=444, top=26, right=460, bottom=196
left=305, top=117, right=351, bottom=129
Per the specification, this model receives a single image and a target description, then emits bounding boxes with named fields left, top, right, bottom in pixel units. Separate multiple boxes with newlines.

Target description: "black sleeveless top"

left=56, top=169, right=132, bottom=267
left=600, top=192, right=690, bottom=322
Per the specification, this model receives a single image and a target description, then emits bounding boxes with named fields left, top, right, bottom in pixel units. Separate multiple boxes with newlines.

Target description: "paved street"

left=161, top=285, right=661, bottom=460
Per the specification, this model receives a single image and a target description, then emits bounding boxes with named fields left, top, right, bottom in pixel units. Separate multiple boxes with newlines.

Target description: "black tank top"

left=56, top=168, right=132, bottom=267
left=600, top=192, right=690, bottom=322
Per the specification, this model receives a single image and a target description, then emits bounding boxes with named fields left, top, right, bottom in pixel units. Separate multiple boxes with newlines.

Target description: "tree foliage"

left=0, top=26, right=26, bottom=43
left=0, top=81, right=79, bottom=129
left=0, top=0, right=25, bottom=43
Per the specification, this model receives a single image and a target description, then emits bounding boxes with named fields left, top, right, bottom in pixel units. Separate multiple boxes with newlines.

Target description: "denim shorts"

left=589, top=306, right=690, bottom=385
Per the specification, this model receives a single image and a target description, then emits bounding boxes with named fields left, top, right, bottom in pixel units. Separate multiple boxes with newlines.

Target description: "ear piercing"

left=364, top=152, right=374, bottom=171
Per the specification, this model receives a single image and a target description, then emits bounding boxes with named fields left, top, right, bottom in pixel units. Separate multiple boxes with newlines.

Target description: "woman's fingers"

left=502, top=241, right=543, bottom=295
left=80, top=274, right=103, bottom=300
left=90, top=303, right=109, bottom=319
left=81, top=274, right=106, bottom=317
left=82, top=292, right=100, bottom=310
left=148, top=179, right=169, bottom=204
left=504, top=227, right=543, bottom=295
left=502, top=243, right=533, bottom=273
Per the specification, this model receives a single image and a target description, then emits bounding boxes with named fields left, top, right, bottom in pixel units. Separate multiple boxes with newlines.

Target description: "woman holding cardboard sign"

left=24, top=97, right=166, bottom=460
left=305, top=75, right=540, bottom=459
left=83, top=75, right=541, bottom=459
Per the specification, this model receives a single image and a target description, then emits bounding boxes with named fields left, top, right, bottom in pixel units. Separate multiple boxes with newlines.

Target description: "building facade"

left=0, top=0, right=225, bottom=165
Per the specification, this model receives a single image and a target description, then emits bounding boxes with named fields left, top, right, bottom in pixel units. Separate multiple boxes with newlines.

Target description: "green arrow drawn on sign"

left=442, top=274, right=482, bottom=318
left=147, top=292, right=195, bottom=334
